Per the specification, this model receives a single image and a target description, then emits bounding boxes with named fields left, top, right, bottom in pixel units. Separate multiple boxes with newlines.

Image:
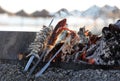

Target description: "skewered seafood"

left=24, top=19, right=53, bottom=72
left=43, top=19, right=80, bottom=62
left=34, top=19, right=80, bottom=77
left=26, top=19, right=69, bottom=77
left=27, top=26, right=52, bottom=58
left=23, top=18, right=120, bottom=78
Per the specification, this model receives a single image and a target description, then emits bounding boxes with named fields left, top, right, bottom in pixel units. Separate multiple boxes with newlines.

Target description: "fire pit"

left=0, top=18, right=120, bottom=81
left=21, top=18, right=120, bottom=80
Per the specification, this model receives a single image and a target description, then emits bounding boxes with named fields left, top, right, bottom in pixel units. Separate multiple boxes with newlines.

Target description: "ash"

left=86, top=20, right=120, bottom=65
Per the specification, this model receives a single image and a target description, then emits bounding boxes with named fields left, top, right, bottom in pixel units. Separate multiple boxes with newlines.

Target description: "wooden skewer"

left=35, top=43, right=64, bottom=78
left=24, top=18, right=54, bottom=72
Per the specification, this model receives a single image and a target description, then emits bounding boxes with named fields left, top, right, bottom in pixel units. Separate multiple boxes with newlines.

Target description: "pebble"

left=0, top=63, right=120, bottom=81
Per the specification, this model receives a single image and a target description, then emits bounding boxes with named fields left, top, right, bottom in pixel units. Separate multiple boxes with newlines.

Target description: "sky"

left=0, top=0, right=120, bottom=13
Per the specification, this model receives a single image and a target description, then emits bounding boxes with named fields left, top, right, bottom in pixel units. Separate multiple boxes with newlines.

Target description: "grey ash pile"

left=86, top=20, right=120, bottom=65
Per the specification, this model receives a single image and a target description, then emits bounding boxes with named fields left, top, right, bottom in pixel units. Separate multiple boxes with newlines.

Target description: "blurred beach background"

left=0, top=0, right=120, bottom=34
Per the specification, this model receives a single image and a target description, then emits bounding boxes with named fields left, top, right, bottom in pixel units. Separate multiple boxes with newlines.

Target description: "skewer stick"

left=35, top=35, right=71, bottom=78
left=35, top=43, right=64, bottom=78
left=27, top=50, right=47, bottom=77
left=48, top=18, right=54, bottom=27
left=24, top=55, right=35, bottom=72
left=24, top=18, right=54, bottom=72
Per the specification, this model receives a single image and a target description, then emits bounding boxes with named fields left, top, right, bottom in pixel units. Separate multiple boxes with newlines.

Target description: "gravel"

left=0, top=63, right=120, bottom=81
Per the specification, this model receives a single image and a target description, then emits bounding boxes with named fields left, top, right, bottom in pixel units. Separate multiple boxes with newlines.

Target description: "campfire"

left=22, top=18, right=120, bottom=78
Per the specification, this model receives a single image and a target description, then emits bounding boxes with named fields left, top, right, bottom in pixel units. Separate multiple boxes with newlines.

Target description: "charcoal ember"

left=86, top=20, right=120, bottom=65
left=114, top=20, right=120, bottom=29
left=78, top=27, right=89, bottom=44
left=102, top=27, right=113, bottom=39
left=86, top=44, right=97, bottom=57
left=109, top=20, right=120, bottom=38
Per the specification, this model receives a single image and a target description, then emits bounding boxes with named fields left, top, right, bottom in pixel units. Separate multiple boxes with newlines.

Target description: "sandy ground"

left=0, top=63, right=120, bottom=81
